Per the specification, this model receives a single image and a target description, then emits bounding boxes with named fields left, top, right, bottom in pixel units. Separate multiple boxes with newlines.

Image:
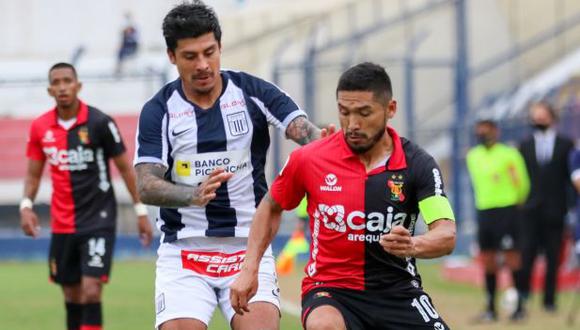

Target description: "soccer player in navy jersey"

left=231, top=62, right=456, bottom=329
left=20, top=62, right=153, bottom=330
left=134, top=2, right=330, bottom=329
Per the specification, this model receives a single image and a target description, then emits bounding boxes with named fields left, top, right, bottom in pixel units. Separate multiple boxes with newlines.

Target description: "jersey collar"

left=50, top=100, right=89, bottom=128
left=339, top=126, right=407, bottom=171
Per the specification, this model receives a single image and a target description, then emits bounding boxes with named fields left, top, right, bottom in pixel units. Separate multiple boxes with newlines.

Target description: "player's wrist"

left=134, top=202, right=148, bottom=217
left=19, top=198, right=34, bottom=211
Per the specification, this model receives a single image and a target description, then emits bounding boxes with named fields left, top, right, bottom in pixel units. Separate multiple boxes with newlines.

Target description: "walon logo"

left=320, top=173, right=342, bottom=192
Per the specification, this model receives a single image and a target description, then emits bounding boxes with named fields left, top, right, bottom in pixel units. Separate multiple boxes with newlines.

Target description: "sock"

left=485, top=273, right=497, bottom=313
left=65, top=302, right=83, bottom=330
left=512, top=270, right=524, bottom=311
left=80, top=302, right=102, bottom=330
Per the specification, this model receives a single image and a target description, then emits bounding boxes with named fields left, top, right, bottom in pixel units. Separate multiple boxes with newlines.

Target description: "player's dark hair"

left=48, top=62, right=77, bottom=81
left=475, top=119, right=497, bottom=128
left=336, top=62, right=392, bottom=104
left=162, top=1, right=222, bottom=52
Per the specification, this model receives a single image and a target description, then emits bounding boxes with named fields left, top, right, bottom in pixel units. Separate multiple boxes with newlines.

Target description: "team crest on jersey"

left=43, top=130, right=55, bottom=143
left=226, top=111, right=249, bottom=136
left=387, top=174, right=406, bottom=202
left=78, top=126, right=90, bottom=144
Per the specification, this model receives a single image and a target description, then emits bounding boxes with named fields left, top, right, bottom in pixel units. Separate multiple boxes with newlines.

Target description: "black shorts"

left=302, top=287, right=449, bottom=330
left=477, top=206, right=520, bottom=251
left=49, top=230, right=116, bottom=284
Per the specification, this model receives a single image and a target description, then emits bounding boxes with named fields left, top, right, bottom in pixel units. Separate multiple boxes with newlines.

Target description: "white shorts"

left=154, top=237, right=280, bottom=328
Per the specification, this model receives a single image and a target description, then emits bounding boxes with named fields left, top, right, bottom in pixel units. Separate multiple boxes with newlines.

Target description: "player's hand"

left=20, top=208, right=40, bottom=238
left=137, top=215, right=153, bottom=247
left=380, top=225, right=416, bottom=258
left=230, top=268, right=259, bottom=315
left=191, top=168, right=234, bottom=207
left=320, top=124, right=336, bottom=139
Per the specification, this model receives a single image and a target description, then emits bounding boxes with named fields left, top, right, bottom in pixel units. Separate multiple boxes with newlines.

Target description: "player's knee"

left=81, top=280, right=102, bottom=303
left=305, top=307, right=346, bottom=330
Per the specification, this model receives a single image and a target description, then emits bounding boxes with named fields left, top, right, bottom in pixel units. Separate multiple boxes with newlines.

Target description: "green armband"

left=418, top=195, right=455, bottom=224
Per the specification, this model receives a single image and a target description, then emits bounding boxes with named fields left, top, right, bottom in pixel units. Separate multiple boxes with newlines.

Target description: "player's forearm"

left=243, top=195, right=282, bottom=273
left=114, top=155, right=140, bottom=203
left=135, top=163, right=194, bottom=207
left=285, top=116, right=321, bottom=145
left=23, top=160, right=45, bottom=200
left=412, top=220, right=456, bottom=259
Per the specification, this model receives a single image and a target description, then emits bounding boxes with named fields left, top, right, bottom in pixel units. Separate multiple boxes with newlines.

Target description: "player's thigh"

left=302, top=289, right=359, bottom=330
left=305, top=305, right=346, bottom=330
left=79, top=230, right=115, bottom=282
left=231, top=302, right=279, bottom=330
left=221, top=251, right=280, bottom=326
left=159, top=318, right=207, bottom=330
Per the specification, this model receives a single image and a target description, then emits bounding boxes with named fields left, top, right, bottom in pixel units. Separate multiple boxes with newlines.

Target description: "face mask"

left=532, top=123, right=549, bottom=132
left=476, top=134, right=493, bottom=146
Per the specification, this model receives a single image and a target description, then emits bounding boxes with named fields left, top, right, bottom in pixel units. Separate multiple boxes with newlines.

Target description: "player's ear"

left=386, top=100, right=397, bottom=120
left=77, top=81, right=83, bottom=92
left=47, top=86, right=55, bottom=98
left=167, top=48, right=176, bottom=65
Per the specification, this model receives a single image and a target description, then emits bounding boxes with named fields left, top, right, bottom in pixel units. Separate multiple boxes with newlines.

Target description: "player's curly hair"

left=162, top=0, right=222, bottom=52
left=336, top=62, right=393, bottom=104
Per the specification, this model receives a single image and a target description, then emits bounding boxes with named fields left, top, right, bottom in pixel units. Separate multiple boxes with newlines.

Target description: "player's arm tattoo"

left=263, top=192, right=284, bottom=213
left=285, top=116, right=321, bottom=145
left=135, top=163, right=195, bottom=208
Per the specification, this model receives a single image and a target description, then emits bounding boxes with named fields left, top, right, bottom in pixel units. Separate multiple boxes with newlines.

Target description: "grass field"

left=0, top=260, right=577, bottom=329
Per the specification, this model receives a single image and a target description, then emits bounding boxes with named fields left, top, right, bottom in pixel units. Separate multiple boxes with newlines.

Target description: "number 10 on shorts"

left=411, top=294, right=439, bottom=322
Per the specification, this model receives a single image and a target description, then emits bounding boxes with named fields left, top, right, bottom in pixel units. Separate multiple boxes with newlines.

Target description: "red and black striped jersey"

left=26, top=101, right=126, bottom=234
left=271, top=127, right=454, bottom=296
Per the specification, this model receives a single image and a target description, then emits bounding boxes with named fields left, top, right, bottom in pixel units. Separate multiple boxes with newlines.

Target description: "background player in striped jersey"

left=134, top=2, right=331, bottom=329
left=231, top=62, right=456, bottom=329
left=20, top=62, right=153, bottom=330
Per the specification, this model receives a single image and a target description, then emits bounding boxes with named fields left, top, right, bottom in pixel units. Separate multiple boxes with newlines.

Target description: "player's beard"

left=347, top=125, right=386, bottom=154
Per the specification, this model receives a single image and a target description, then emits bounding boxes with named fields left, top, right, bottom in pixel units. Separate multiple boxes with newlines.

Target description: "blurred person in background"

left=518, top=101, right=575, bottom=312
left=570, top=148, right=580, bottom=262
left=134, top=1, right=332, bottom=329
left=231, top=62, right=456, bottom=330
left=115, top=12, right=139, bottom=75
left=466, top=119, right=530, bottom=322
left=20, top=62, right=153, bottom=330
left=275, top=197, right=310, bottom=276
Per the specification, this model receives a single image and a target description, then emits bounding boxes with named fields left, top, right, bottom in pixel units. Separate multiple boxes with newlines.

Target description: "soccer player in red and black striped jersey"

left=20, top=63, right=153, bottom=330
left=231, top=62, right=456, bottom=329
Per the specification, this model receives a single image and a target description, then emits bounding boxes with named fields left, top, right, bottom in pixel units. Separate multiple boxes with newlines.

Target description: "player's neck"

left=182, top=76, right=223, bottom=110
left=358, top=132, right=392, bottom=171
left=56, top=99, right=80, bottom=120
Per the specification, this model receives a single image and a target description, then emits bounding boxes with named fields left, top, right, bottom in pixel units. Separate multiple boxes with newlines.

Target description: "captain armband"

left=418, top=195, right=455, bottom=225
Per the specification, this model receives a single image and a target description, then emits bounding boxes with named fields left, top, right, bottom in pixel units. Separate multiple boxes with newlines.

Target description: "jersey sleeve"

left=134, top=99, right=168, bottom=167
left=415, top=152, right=455, bottom=224
left=100, top=116, right=126, bottom=158
left=243, top=73, right=307, bottom=131
left=25, top=120, right=45, bottom=161
left=270, top=149, right=306, bottom=210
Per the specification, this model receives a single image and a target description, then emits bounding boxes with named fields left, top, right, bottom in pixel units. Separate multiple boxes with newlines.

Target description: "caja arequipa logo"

left=313, top=204, right=346, bottom=232
left=320, top=173, right=342, bottom=192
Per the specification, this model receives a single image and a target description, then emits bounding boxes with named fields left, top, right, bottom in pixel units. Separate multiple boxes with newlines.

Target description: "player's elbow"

left=442, top=225, right=456, bottom=256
